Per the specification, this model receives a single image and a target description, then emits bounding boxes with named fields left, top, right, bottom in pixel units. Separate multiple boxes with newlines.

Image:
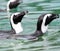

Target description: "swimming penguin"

left=7, top=0, right=22, bottom=11
left=0, top=11, right=28, bottom=39
left=0, top=0, right=22, bottom=12
left=0, top=13, right=59, bottom=40
left=11, top=14, right=59, bottom=40
left=8, top=14, right=59, bottom=40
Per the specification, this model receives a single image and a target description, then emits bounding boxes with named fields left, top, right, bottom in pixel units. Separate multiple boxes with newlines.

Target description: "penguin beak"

left=23, top=11, right=28, bottom=14
left=18, top=11, right=28, bottom=22
left=19, top=11, right=28, bottom=16
left=54, top=14, right=59, bottom=18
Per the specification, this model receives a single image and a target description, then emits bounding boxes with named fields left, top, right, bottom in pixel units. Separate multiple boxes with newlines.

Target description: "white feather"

left=11, top=13, right=23, bottom=34
left=7, top=1, right=10, bottom=11
left=41, top=14, right=52, bottom=33
left=9, top=0, right=16, bottom=2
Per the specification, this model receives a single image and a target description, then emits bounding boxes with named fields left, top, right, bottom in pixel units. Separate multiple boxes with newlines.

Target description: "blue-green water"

left=0, top=0, right=60, bottom=51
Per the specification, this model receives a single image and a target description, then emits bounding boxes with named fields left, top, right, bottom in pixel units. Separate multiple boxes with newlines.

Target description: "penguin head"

left=10, top=11, right=28, bottom=34
left=37, top=14, right=59, bottom=33
left=7, top=0, right=22, bottom=11
left=13, top=11, right=28, bottom=24
left=45, top=14, right=59, bottom=26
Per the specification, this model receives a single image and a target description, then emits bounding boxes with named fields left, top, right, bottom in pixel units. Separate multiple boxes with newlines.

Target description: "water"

left=0, top=0, right=60, bottom=51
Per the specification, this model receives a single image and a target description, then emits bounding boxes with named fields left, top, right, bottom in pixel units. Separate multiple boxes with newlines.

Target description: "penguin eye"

left=13, top=15, right=17, bottom=18
left=13, top=15, right=18, bottom=20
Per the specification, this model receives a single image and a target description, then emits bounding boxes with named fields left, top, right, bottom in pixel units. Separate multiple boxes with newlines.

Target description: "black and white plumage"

left=14, top=14, right=59, bottom=40
left=7, top=0, right=22, bottom=11
left=0, top=13, right=59, bottom=40
left=0, top=0, right=21, bottom=12
left=0, top=11, right=28, bottom=39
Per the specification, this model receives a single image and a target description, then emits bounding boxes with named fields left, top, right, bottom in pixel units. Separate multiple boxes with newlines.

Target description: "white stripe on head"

left=10, top=0, right=16, bottom=2
left=11, top=13, right=23, bottom=34
left=7, top=1, right=10, bottom=11
left=41, top=14, right=52, bottom=33
left=7, top=0, right=16, bottom=11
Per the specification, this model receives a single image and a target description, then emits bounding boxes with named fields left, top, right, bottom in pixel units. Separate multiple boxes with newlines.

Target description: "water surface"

left=0, top=0, right=60, bottom=51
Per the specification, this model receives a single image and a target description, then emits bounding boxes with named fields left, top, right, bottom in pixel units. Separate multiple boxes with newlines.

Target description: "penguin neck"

left=36, top=14, right=49, bottom=34
left=36, top=19, right=43, bottom=33
left=12, top=23, right=23, bottom=34
left=33, top=21, right=48, bottom=37
left=41, top=21, right=48, bottom=33
left=10, top=17, right=23, bottom=34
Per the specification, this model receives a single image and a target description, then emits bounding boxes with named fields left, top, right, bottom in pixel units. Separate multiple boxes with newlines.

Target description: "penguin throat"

left=41, top=14, right=49, bottom=33
left=41, top=23, right=48, bottom=33
left=11, top=15, right=23, bottom=34
left=12, top=23, right=23, bottom=34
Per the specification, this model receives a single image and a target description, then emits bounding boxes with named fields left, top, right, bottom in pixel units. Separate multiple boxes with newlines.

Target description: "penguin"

left=7, top=0, right=22, bottom=11
left=8, top=14, right=59, bottom=40
left=0, top=13, right=59, bottom=40
left=0, top=11, right=28, bottom=39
